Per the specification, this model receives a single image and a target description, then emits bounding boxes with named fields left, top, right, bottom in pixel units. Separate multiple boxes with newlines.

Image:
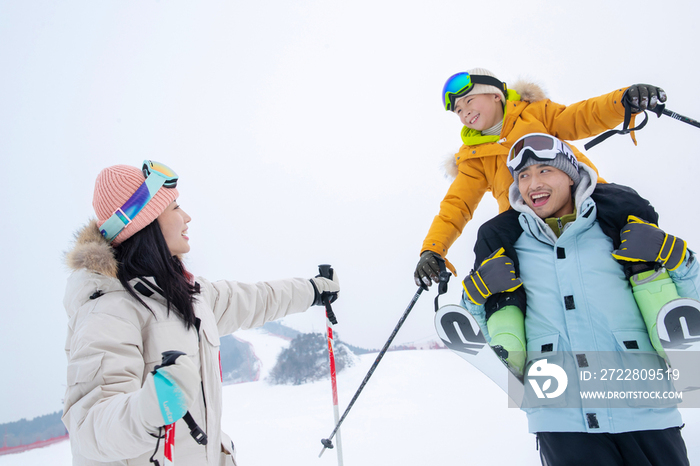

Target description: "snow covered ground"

left=2, top=330, right=699, bottom=465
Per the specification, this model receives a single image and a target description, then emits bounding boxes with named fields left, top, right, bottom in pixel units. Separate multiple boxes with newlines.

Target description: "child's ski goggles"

left=100, top=160, right=178, bottom=243
left=442, top=72, right=507, bottom=111
left=506, top=133, right=578, bottom=176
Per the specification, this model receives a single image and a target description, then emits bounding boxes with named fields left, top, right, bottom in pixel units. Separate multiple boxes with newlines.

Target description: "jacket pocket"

left=523, top=334, right=569, bottom=409
left=67, top=352, right=104, bottom=386
left=610, top=330, right=677, bottom=408
left=219, top=432, right=237, bottom=466
left=143, top=321, right=199, bottom=367
left=201, top=316, right=221, bottom=348
left=612, top=330, right=655, bottom=353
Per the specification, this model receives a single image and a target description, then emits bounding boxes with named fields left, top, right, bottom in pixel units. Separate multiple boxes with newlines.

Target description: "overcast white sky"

left=1, top=0, right=699, bottom=423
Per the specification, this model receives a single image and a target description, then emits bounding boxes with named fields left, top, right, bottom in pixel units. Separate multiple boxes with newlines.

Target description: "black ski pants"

left=537, top=427, right=689, bottom=466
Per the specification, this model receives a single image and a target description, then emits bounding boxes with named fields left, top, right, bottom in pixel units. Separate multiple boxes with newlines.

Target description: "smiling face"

left=453, top=93, right=504, bottom=131
left=517, top=164, right=575, bottom=219
left=157, top=200, right=192, bottom=256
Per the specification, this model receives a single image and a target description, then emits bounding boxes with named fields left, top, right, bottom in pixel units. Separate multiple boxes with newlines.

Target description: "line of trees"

left=268, top=332, right=357, bottom=385
left=1, top=411, right=66, bottom=449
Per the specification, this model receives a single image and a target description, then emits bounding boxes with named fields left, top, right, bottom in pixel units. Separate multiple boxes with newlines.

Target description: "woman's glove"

left=612, top=216, right=687, bottom=271
left=463, top=248, right=523, bottom=305
left=310, top=270, right=340, bottom=305
left=137, top=354, right=200, bottom=429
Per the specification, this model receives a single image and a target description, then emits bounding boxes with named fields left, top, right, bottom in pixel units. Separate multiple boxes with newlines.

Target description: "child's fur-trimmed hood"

left=510, top=79, right=547, bottom=103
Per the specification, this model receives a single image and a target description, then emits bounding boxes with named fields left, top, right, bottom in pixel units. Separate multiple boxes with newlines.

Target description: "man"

left=460, top=133, right=697, bottom=465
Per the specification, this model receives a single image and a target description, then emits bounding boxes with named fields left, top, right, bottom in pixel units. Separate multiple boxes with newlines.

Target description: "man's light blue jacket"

left=463, top=164, right=699, bottom=433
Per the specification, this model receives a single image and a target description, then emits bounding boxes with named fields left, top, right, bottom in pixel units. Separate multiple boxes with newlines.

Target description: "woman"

left=62, top=161, right=339, bottom=465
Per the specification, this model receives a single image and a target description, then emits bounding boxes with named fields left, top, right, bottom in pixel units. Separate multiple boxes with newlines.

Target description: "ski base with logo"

left=657, top=298, right=700, bottom=392
left=435, top=304, right=524, bottom=404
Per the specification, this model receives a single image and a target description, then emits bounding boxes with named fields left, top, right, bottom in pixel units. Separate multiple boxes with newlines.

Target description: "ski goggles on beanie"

left=99, top=160, right=178, bottom=243
left=506, top=133, right=578, bottom=177
left=442, top=72, right=508, bottom=111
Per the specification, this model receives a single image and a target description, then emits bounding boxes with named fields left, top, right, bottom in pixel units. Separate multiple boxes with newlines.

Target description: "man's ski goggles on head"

left=442, top=72, right=508, bottom=111
left=99, top=160, right=178, bottom=243
left=506, top=133, right=578, bottom=176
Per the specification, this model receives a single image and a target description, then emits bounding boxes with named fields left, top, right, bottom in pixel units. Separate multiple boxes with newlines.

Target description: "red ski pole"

left=317, top=264, right=344, bottom=465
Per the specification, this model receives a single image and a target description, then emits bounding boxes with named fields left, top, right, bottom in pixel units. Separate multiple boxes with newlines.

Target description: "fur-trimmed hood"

left=63, top=220, right=123, bottom=319
left=509, top=79, right=547, bottom=103
left=65, top=220, right=118, bottom=277
left=442, top=79, right=548, bottom=180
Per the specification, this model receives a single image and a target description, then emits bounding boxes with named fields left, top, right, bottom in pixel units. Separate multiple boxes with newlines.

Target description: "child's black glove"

left=623, top=84, right=666, bottom=113
left=414, top=251, right=444, bottom=288
left=612, top=216, right=686, bottom=271
left=463, top=248, right=523, bottom=305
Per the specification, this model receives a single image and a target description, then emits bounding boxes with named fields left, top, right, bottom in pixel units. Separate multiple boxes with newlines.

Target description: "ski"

left=436, top=299, right=700, bottom=403
left=657, top=298, right=700, bottom=392
left=435, top=304, right=524, bottom=404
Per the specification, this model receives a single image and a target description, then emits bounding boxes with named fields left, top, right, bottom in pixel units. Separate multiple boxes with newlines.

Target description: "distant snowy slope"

left=234, top=327, right=292, bottom=380
left=2, top=339, right=699, bottom=465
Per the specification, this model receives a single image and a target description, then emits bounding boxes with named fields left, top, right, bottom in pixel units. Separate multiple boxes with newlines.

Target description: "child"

left=415, top=67, right=666, bottom=284
left=414, top=68, right=667, bottom=375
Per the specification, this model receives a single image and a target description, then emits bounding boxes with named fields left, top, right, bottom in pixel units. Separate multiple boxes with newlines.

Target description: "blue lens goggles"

left=442, top=72, right=507, bottom=111
left=99, top=160, right=178, bottom=243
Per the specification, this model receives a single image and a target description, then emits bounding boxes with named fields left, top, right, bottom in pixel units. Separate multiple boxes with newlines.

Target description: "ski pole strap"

left=324, top=300, right=338, bottom=325
left=584, top=106, right=648, bottom=150
left=433, top=257, right=451, bottom=312
left=183, top=412, right=208, bottom=445
left=149, top=427, right=164, bottom=466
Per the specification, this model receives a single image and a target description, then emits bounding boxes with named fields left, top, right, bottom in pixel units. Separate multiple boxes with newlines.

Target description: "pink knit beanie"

left=93, top=164, right=179, bottom=245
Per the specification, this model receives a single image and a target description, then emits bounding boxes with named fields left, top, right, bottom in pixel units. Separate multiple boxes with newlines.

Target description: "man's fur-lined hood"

left=442, top=79, right=547, bottom=180
left=65, top=220, right=118, bottom=278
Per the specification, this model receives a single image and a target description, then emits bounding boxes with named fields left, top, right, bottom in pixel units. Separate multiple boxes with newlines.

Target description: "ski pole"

left=647, top=103, right=700, bottom=129
left=318, top=264, right=344, bottom=466
left=319, top=286, right=425, bottom=457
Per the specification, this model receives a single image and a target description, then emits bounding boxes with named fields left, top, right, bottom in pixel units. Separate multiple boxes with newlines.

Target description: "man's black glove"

left=414, top=250, right=445, bottom=288
left=623, top=84, right=667, bottom=113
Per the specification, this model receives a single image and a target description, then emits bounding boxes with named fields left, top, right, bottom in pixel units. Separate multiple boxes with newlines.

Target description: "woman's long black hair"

left=114, top=220, right=199, bottom=329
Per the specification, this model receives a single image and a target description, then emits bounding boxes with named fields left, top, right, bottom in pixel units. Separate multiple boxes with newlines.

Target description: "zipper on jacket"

left=193, top=317, right=206, bottom=410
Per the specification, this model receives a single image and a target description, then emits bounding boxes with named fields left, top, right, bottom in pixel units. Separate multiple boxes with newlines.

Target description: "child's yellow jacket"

left=421, top=81, right=630, bottom=274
